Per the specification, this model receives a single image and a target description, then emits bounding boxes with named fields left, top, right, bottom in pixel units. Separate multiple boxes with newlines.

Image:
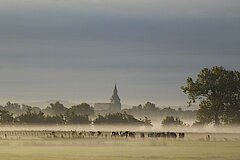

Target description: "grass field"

left=0, top=132, right=239, bottom=160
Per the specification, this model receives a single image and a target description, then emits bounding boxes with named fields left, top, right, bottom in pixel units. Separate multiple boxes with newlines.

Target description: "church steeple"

left=110, top=84, right=121, bottom=111
left=113, top=83, right=118, bottom=95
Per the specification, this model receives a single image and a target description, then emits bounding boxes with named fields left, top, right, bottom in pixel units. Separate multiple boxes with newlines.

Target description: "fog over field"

left=0, top=125, right=240, bottom=134
left=0, top=1, right=240, bottom=159
left=0, top=130, right=239, bottom=160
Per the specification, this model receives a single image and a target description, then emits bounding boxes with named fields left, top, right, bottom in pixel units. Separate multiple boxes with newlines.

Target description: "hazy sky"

left=0, top=0, right=240, bottom=106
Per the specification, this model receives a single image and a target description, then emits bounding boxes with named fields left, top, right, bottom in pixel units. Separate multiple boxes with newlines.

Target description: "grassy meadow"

left=0, top=131, right=239, bottom=160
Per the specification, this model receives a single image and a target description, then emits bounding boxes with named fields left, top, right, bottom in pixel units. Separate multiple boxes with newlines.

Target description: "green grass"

left=0, top=137, right=239, bottom=160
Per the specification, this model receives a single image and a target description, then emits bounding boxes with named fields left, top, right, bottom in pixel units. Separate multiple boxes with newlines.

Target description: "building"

left=94, top=84, right=122, bottom=114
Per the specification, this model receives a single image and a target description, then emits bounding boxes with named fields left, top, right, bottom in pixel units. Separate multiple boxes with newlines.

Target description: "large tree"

left=181, top=66, right=240, bottom=125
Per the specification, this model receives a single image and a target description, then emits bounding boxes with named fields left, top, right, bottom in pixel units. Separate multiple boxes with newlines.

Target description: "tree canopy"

left=0, top=110, right=14, bottom=124
left=162, top=116, right=185, bottom=127
left=42, top=101, right=67, bottom=116
left=94, top=112, right=151, bottom=126
left=68, top=103, right=94, bottom=116
left=181, top=66, right=240, bottom=125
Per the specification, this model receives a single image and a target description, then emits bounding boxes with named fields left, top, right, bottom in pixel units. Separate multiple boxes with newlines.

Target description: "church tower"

left=110, top=84, right=121, bottom=112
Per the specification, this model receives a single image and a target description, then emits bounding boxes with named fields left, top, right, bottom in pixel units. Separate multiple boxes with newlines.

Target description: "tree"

left=45, top=114, right=65, bottom=124
left=143, top=116, right=152, bottom=126
left=64, top=111, right=89, bottom=124
left=42, top=101, right=67, bottom=115
left=162, top=116, right=184, bottom=127
left=181, top=66, right=240, bottom=125
left=15, top=108, right=45, bottom=124
left=143, top=102, right=157, bottom=112
left=0, top=110, right=14, bottom=124
left=68, top=103, right=94, bottom=116
left=4, top=101, right=22, bottom=116
left=22, top=104, right=32, bottom=114
left=22, top=104, right=41, bottom=114
left=0, top=105, right=4, bottom=111
left=94, top=112, right=149, bottom=125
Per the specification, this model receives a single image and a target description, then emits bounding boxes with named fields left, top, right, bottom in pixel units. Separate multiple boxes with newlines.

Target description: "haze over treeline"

left=0, top=66, right=239, bottom=127
left=0, top=101, right=196, bottom=125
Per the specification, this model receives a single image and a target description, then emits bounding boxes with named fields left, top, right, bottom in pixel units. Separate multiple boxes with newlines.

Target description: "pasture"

left=0, top=130, right=239, bottom=160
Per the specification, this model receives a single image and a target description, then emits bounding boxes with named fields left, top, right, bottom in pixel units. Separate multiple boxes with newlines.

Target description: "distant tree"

left=137, top=104, right=143, bottom=110
left=181, top=66, right=240, bottom=125
left=123, top=104, right=143, bottom=117
left=162, top=116, right=184, bottom=127
left=31, top=107, right=41, bottom=114
left=0, top=105, right=4, bottom=111
left=22, top=104, right=41, bottom=114
left=143, top=116, right=152, bottom=126
left=45, top=114, right=65, bottom=124
left=68, top=103, right=94, bottom=116
left=0, top=110, right=14, bottom=124
left=42, top=101, right=67, bottom=115
left=143, top=102, right=157, bottom=112
left=42, top=106, right=52, bottom=115
left=160, top=107, right=177, bottom=116
left=15, top=108, right=45, bottom=124
left=21, top=104, right=32, bottom=113
left=64, top=111, right=89, bottom=124
left=123, top=104, right=197, bottom=121
left=94, top=114, right=105, bottom=123
left=94, top=112, right=149, bottom=125
left=4, top=101, right=22, bottom=116
left=132, top=104, right=143, bottom=111
left=178, top=107, right=182, bottom=111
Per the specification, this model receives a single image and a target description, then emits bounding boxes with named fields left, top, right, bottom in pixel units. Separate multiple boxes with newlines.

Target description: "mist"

left=0, top=124, right=239, bottom=134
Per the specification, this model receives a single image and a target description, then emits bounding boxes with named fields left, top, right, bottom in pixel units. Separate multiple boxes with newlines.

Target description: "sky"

left=0, top=0, right=240, bottom=107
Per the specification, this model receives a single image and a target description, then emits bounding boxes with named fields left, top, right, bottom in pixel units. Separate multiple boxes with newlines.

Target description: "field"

left=0, top=130, right=239, bottom=160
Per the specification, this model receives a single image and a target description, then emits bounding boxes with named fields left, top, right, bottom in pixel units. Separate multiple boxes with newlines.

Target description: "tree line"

left=0, top=101, right=94, bottom=117
left=0, top=109, right=151, bottom=126
left=123, top=102, right=197, bottom=121
left=0, top=102, right=94, bottom=124
left=95, top=112, right=152, bottom=126
left=0, top=101, right=197, bottom=124
left=0, top=108, right=89, bottom=125
left=0, top=101, right=151, bottom=125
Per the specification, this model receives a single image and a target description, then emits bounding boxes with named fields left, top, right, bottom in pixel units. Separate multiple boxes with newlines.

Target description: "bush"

left=94, top=112, right=151, bottom=126
left=162, top=116, right=185, bottom=127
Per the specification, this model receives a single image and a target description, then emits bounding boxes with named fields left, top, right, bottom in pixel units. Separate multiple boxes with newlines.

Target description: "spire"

left=114, top=83, right=118, bottom=94
left=110, top=83, right=121, bottom=111
left=111, top=83, right=120, bottom=104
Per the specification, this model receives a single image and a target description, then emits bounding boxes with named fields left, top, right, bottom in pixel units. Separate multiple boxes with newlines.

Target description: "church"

left=94, top=84, right=121, bottom=114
